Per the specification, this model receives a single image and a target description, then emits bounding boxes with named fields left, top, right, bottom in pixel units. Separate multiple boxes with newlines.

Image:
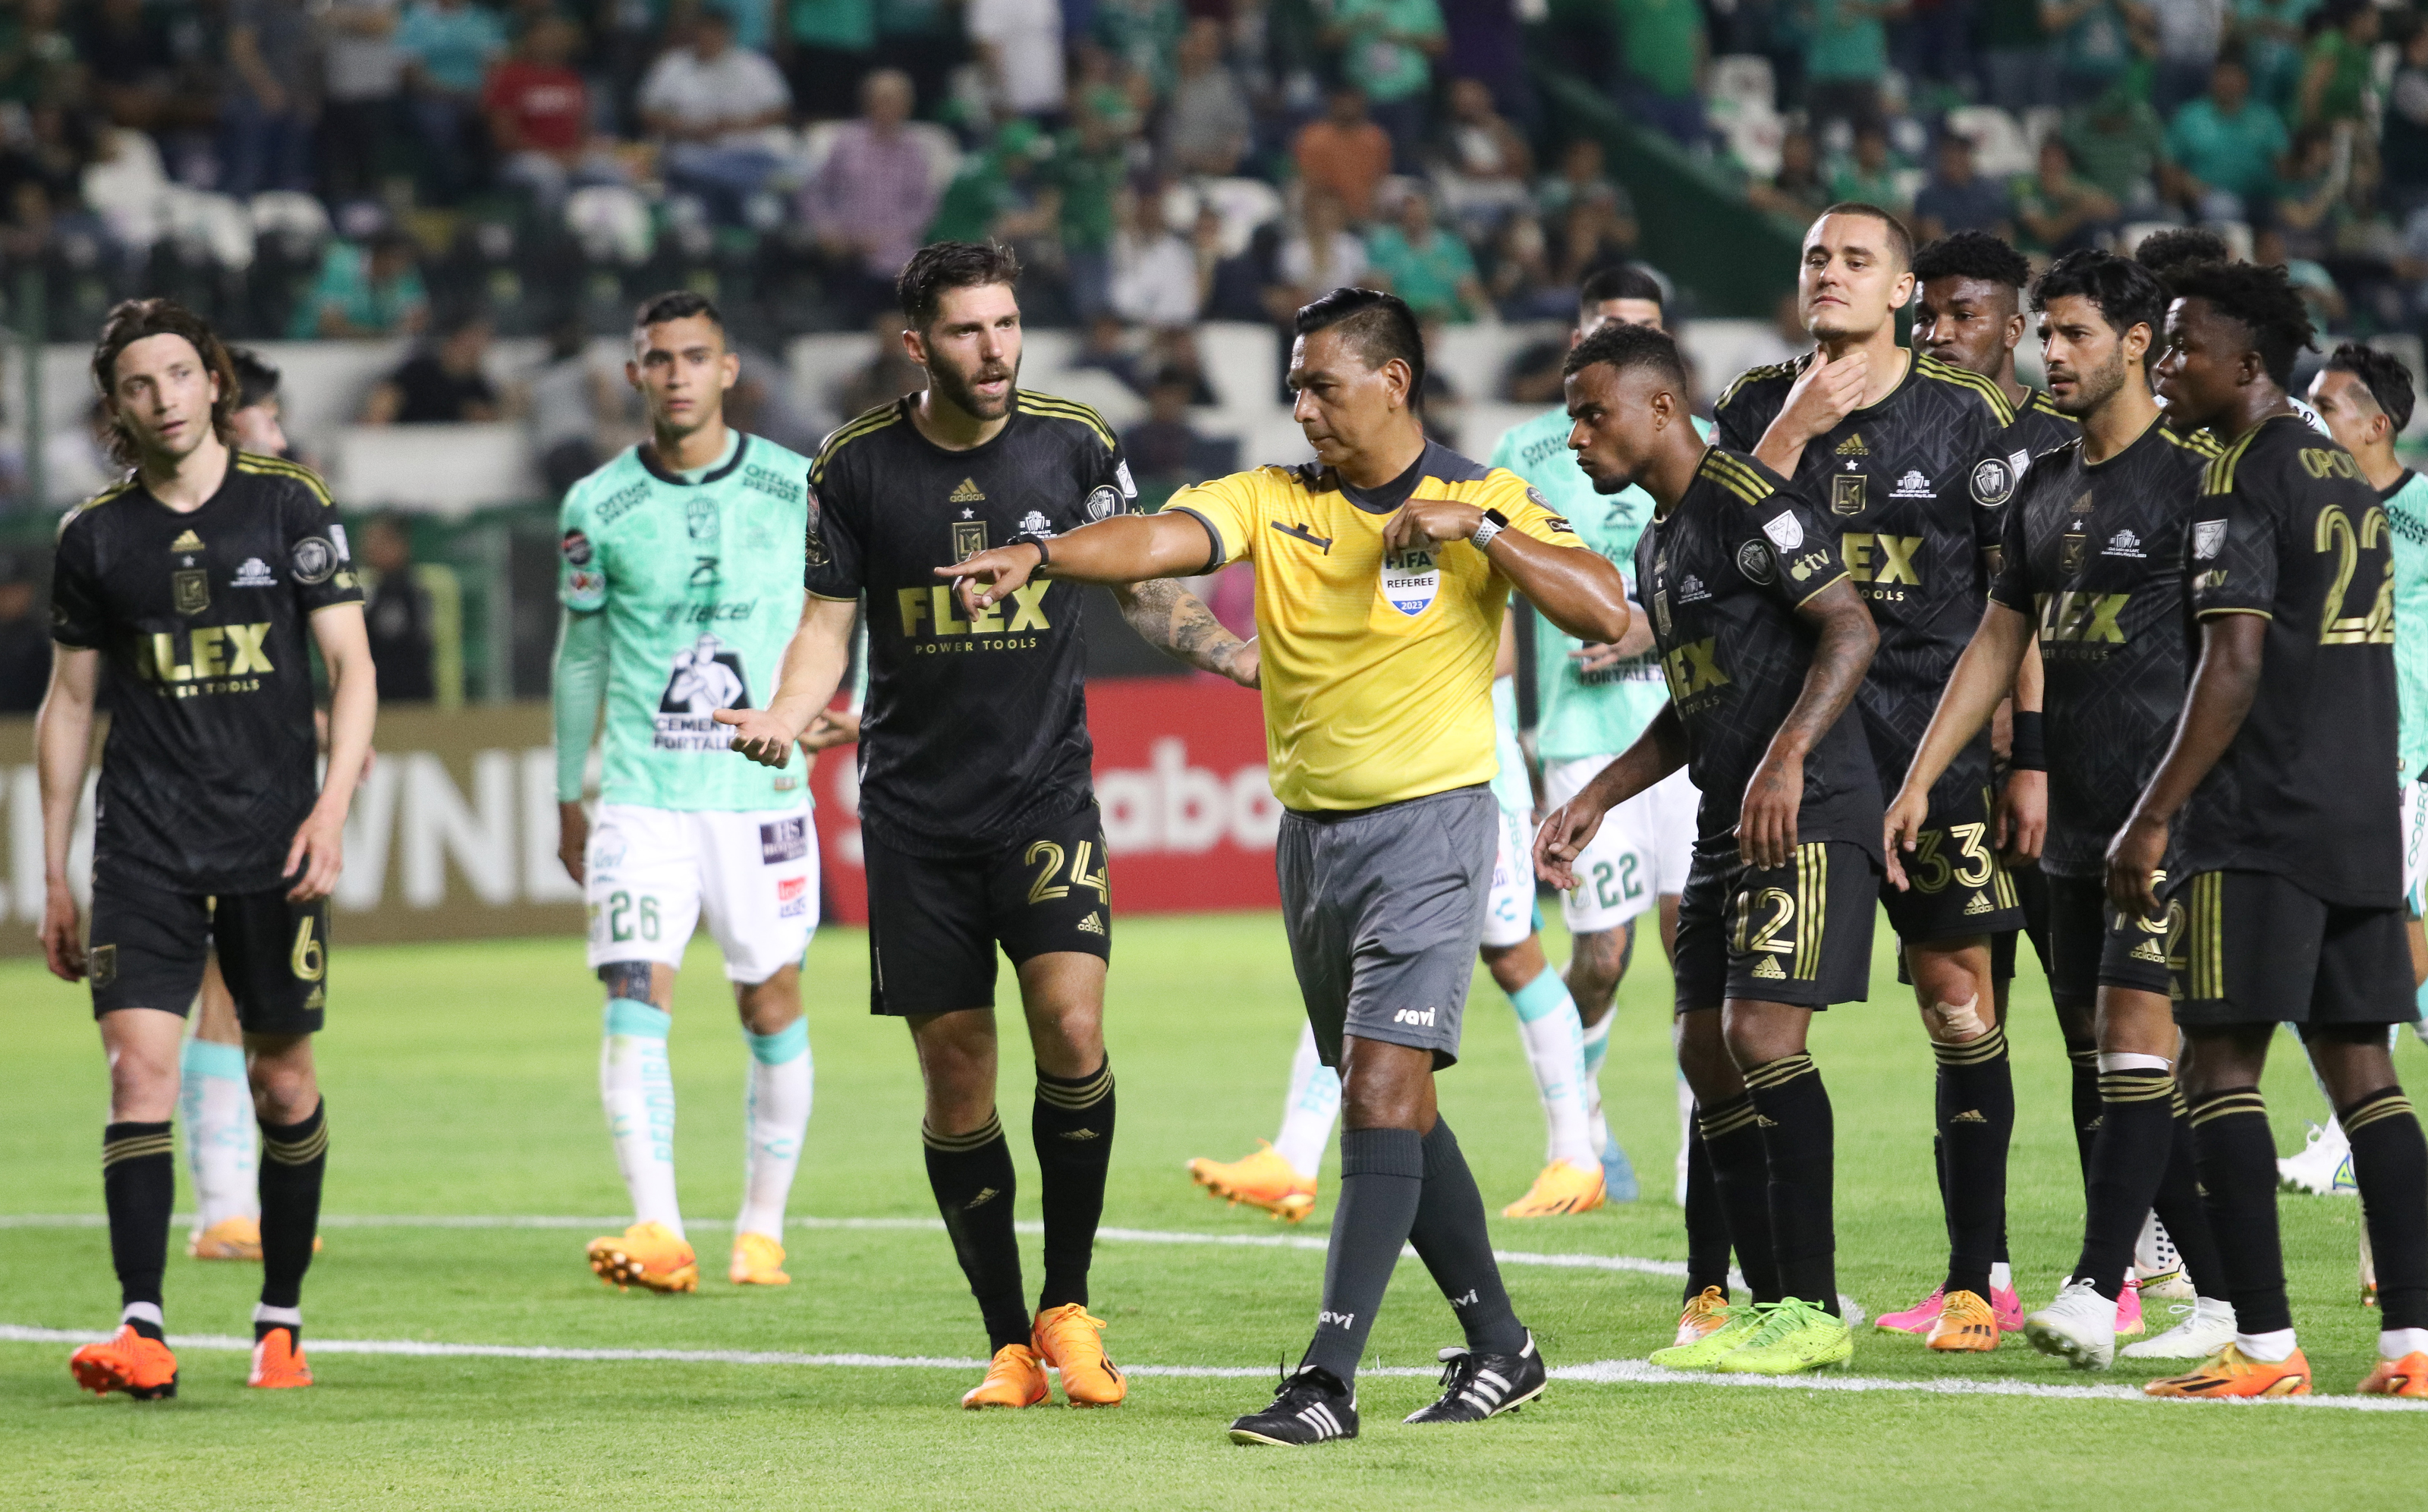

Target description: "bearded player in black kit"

left=49, top=300, right=377, bottom=1400
left=719, top=241, right=1255, bottom=1412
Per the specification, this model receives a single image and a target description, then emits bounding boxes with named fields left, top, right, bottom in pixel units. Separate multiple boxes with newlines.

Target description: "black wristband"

left=1011, top=534, right=1051, bottom=577
left=2009, top=710, right=2046, bottom=772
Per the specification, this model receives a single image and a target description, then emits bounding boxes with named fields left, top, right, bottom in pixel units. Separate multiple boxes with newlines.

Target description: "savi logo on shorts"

left=1380, top=545, right=1439, bottom=616
left=775, top=874, right=810, bottom=918
left=1390, top=1006, right=1439, bottom=1026
left=760, top=816, right=809, bottom=864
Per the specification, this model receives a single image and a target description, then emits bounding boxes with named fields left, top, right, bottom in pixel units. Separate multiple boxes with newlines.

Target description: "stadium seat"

left=566, top=185, right=656, bottom=267
left=1942, top=108, right=2034, bottom=180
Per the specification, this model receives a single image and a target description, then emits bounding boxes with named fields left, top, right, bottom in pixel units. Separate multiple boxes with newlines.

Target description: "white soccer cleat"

left=2121, top=1296, right=2238, bottom=1360
left=2022, top=1278, right=2118, bottom=1370
left=2277, top=1121, right=2356, bottom=1196
left=2134, top=1212, right=2195, bottom=1300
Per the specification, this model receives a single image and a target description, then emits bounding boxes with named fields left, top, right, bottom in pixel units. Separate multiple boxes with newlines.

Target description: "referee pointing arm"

left=953, top=288, right=1631, bottom=1447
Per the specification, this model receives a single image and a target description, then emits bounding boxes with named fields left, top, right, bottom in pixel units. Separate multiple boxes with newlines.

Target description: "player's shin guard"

left=2065, top=1042, right=2101, bottom=1180
left=1407, top=1117, right=1527, bottom=1353
left=924, top=1112, right=1029, bottom=1352
left=1033, top=1059, right=1115, bottom=1311
left=1683, top=1114, right=1733, bottom=1303
left=2071, top=1063, right=2175, bottom=1298
left=1699, top=1095, right=1780, bottom=1302
left=2153, top=1087, right=2229, bottom=1297
left=1933, top=1024, right=2012, bottom=1302
left=1508, top=970, right=1594, bottom=1168
left=1744, top=1054, right=1837, bottom=1313
left=2341, top=1087, right=2428, bottom=1330
left=736, top=1020, right=811, bottom=1240
left=600, top=999, right=683, bottom=1234
left=256, top=1101, right=326, bottom=1316
left=178, top=1039, right=258, bottom=1231
left=1301, top=1127, right=1425, bottom=1385
left=102, top=1121, right=175, bottom=1336
left=2188, top=1087, right=2292, bottom=1335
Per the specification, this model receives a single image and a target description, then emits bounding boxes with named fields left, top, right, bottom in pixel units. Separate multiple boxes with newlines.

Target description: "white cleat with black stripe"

left=1227, top=1366, right=1359, bottom=1446
left=1404, top=1331, right=1548, bottom=1423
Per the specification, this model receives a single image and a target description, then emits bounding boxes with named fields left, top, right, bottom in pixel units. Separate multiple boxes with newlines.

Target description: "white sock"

left=178, top=1036, right=258, bottom=1231
left=2382, top=1327, right=2428, bottom=1359
left=1271, top=1021, right=1340, bottom=1180
left=1507, top=967, right=1594, bottom=1167
left=1990, top=1262, right=2012, bottom=1293
left=253, top=1303, right=301, bottom=1330
left=735, top=1020, right=812, bottom=1240
left=2235, top=1326, right=2299, bottom=1362
left=1675, top=1073, right=1694, bottom=1206
left=1579, top=1008, right=1614, bottom=1157
left=601, top=999, right=684, bottom=1239
left=121, top=1301, right=162, bottom=1331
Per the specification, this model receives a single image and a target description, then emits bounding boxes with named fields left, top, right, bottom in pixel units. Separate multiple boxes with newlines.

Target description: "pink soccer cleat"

left=1875, top=1287, right=1945, bottom=1334
left=1992, top=1284, right=2024, bottom=1332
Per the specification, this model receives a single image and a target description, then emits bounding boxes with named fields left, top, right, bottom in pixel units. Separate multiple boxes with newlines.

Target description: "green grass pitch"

left=3, top=911, right=2421, bottom=1510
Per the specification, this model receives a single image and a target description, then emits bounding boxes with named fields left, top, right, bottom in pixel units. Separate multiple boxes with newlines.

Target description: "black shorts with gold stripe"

left=1876, top=768, right=2027, bottom=945
left=86, top=867, right=330, bottom=1033
left=1675, top=839, right=1879, bottom=1013
left=2166, top=869, right=2417, bottom=1028
left=2043, top=872, right=2172, bottom=1009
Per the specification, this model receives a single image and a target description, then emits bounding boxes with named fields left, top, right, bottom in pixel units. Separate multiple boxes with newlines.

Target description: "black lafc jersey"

left=2178, top=415, right=2401, bottom=907
left=1967, top=386, right=2082, bottom=545
left=806, top=391, right=1135, bottom=857
left=1715, top=351, right=2012, bottom=778
left=50, top=453, right=363, bottom=893
left=1636, top=447, right=1882, bottom=857
left=1987, top=420, right=2216, bottom=878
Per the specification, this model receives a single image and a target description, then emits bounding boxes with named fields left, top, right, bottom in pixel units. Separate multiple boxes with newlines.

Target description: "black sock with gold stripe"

left=2150, top=1089, right=2228, bottom=1300
left=257, top=1101, right=326, bottom=1313
left=924, top=1111, right=1029, bottom=1351
left=2069, top=1067, right=2174, bottom=1300
left=1698, top=1095, right=1780, bottom=1304
left=2188, top=1086, right=2290, bottom=1334
left=1933, top=1025, right=2012, bottom=1301
left=1682, top=1114, right=1733, bottom=1303
left=103, top=1121, right=175, bottom=1337
left=1744, top=1053, right=1838, bottom=1314
left=2065, top=1044, right=2102, bottom=1180
left=2342, top=1086, right=2428, bottom=1330
left=1033, top=1060, right=1115, bottom=1312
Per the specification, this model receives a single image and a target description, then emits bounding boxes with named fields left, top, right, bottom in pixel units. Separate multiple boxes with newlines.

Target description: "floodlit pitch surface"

left=4, top=915, right=2421, bottom=1510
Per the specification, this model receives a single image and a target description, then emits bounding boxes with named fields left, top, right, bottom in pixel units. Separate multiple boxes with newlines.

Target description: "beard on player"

left=926, top=340, right=1020, bottom=423
left=2045, top=338, right=2127, bottom=419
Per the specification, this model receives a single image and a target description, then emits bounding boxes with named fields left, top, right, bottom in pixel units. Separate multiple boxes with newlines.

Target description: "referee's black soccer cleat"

left=1226, top=1366, right=1358, bottom=1446
left=1404, top=1331, right=1548, bottom=1424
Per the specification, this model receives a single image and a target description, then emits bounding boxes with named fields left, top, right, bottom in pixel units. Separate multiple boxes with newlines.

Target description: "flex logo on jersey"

left=1840, top=533, right=1921, bottom=585
left=1380, top=545, right=1440, bottom=616
left=2034, top=590, right=2128, bottom=646
left=132, top=622, right=275, bottom=693
left=897, top=582, right=1052, bottom=646
left=653, top=633, right=750, bottom=751
left=1660, top=637, right=1731, bottom=704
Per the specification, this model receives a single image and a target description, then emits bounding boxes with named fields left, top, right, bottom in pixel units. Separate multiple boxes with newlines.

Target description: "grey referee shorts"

left=1277, top=784, right=1495, bottom=1070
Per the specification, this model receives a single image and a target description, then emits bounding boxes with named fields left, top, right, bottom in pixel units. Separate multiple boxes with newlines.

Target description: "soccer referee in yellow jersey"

left=950, top=289, right=1632, bottom=1445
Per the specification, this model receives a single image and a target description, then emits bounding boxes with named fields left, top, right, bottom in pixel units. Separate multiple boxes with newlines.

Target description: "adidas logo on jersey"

left=1951, top=1109, right=1987, bottom=1124
left=1964, top=891, right=1992, bottom=915
left=1752, top=957, right=1786, bottom=979
left=1077, top=912, right=1105, bottom=936
left=170, top=529, right=204, bottom=553
left=949, top=477, right=986, bottom=503
left=1835, top=434, right=1867, bottom=455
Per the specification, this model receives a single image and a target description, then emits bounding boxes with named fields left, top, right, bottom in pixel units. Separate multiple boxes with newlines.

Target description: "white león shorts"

left=1483, top=799, right=1540, bottom=950
left=2404, top=777, right=2428, bottom=920
left=1544, top=757, right=1698, bottom=935
left=586, top=803, right=819, bottom=984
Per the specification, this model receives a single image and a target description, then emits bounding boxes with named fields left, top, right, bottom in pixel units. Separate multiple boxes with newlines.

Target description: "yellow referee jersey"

left=1167, top=441, right=1585, bottom=813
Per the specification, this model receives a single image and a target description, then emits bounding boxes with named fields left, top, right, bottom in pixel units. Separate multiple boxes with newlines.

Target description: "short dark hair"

left=1911, top=231, right=2032, bottom=291
left=90, top=298, right=238, bottom=467
left=1579, top=265, right=1664, bottom=311
left=634, top=290, right=722, bottom=332
left=898, top=240, right=1023, bottom=329
left=2323, top=342, right=2417, bottom=434
left=1293, top=287, right=1426, bottom=401
left=1563, top=320, right=1689, bottom=392
left=227, top=346, right=281, bottom=410
left=2166, top=259, right=2316, bottom=388
left=2032, top=249, right=2170, bottom=369
left=1815, top=201, right=1914, bottom=272
left=2132, top=226, right=2231, bottom=278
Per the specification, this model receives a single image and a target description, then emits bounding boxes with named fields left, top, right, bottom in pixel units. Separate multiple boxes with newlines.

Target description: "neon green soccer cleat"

left=1647, top=1304, right=1763, bottom=1370
left=1712, top=1298, right=1854, bottom=1375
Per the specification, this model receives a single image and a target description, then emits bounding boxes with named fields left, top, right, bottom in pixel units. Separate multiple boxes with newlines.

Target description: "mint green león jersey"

left=558, top=435, right=813, bottom=809
left=2386, top=470, right=2428, bottom=783
left=1489, top=407, right=1712, bottom=762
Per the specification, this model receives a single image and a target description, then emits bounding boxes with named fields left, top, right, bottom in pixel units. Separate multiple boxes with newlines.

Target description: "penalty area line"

left=3, top=1326, right=2418, bottom=1411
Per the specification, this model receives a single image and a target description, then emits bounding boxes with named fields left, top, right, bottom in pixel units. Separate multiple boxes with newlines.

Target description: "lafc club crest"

left=173, top=568, right=209, bottom=615
left=1652, top=589, right=1672, bottom=637
left=1832, top=473, right=1867, bottom=517
left=951, top=520, right=989, bottom=562
left=1380, top=545, right=1439, bottom=616
left=2059, top=529, right=2087, bottom=574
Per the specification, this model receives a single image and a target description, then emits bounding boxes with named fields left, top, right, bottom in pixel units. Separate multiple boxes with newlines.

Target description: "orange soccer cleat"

left=1187, top=1142, right=1316, bottom=1222
left=1670, top=1286, right=1734, bottom=1349
left=1032, top=1303, right=1126, bottom=1407
left=2143, top=1344, right=2312, bottom=1398
left=962, top=1343, right=1050, bottom=1409
left=586, top=1221, right=699, bottom=1294
left=68, top=1325, right=179, bottom=1400
left=2357, top=1351, right=2428, bottom=1397
left=247, top=1327, right=313, bottom=1389
left=728, top=1232, right=791, bottom=1286
left=1926, top=1289, right=2002, bottom=1353
left=1500, top=1159, right=1607, bottom=1218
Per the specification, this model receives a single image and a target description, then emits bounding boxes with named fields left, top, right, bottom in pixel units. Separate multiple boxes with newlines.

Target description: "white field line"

left=5, top=1325, right=2421, bottom=1412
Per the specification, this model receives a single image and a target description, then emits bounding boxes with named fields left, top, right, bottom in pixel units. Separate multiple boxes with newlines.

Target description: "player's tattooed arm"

left=2106, top=613, right=2266, bottom=915
left=1741, top=578, right=1879, bottom=869
left=1535, top=705, right=1688, bottom=890
left=1112, top=578, right=1258, bottom=688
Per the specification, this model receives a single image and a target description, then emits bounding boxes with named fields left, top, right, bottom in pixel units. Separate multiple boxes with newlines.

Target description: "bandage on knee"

left=1927, top=995, right=1986, bottom=1041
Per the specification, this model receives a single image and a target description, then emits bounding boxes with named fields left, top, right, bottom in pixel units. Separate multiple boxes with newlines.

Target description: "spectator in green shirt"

left=2059, top=78, right=2169, bottom=208
left=1055, top=112, right=1129, bottom=322
left=926, top=118, right=1061, bottom=250
left=1804, top=0, right=1907, bottom=130
left=1614, top=0, right=1709, bottom=146
left=2043, top=0, right=2137, bottom=99
left=1826, top=120, right=1907, bottom=212
left=2234, top=0, right=2317, bottom=113
left=1981, top=0, right=2059, bottom=110
left=2297, top=0, right=2378, bottom=130
left=784, top=0, right=874, bottom=119
left=1094, top=0, right=1186, bottom=102
left=290, top=231, right=432, bottom=340
left=1324, top=0, right=1445, bottom=170
left=2164, top=53, right=2289, bottom=217
left=2011, top=136, right=2118, bottom=256
left=1363, top=190, right=1486, bottom=322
